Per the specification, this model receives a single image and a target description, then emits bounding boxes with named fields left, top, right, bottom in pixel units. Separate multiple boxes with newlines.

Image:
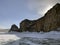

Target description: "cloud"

left=27, top=0, right=60, bottom=16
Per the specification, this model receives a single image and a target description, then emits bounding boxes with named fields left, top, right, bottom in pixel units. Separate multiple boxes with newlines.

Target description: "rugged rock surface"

left=9, top=24, right=19, bottom=32
left=43, top=3, right=60, bottom=32
left=20, top=3, right=60, bottom=32
left=20, top=19, right=36, bottom=32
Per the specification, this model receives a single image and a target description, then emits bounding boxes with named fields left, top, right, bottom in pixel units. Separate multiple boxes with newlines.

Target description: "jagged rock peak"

left=53, top=3, right=60, bottom=8
left=23, top=19, right=29, bottom=21
left=45, top=3, right=60, bottom=16
left=55, top=3, right=60, bottom=6
left=21, top=19, right=31, bottom=22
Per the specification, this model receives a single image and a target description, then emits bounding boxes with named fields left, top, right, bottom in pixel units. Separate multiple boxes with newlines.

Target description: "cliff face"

left=44, top=3, right=60, bottom=31
left=20, top=19, right=36, bottom=32
left=19, top=3, right=60, bottom=32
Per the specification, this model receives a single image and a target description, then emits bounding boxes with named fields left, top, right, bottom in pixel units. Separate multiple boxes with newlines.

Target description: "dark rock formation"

left=20, top=19, right=36, bottom=32
left=19, top=3, right=60, bottom=32
left=43, top=3, right=60, bottom=32
left=9, top=24, right=19, bottom=32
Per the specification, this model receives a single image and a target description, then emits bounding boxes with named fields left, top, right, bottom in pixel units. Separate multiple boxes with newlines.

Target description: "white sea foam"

left=0, top=30, right=60, bottom=45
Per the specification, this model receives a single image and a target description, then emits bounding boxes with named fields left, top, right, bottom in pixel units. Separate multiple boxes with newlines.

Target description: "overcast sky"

left=0, top=0, right=60, bottom=29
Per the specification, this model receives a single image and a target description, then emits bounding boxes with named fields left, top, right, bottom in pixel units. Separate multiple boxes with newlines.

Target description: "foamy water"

left=0, top=30, right=60, bottom=45
left=0, top=34, right=20, bottom=45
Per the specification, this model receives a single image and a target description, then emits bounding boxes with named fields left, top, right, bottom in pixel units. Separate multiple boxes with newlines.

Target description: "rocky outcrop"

left=9, top=3, right=60, bottom=32
left=19, top=3, right=60, bottom=32
left=9, top=24, right=19, bottom=32
left=43, top=3, right=60, bottom=31
left=20, top=19, right=36, bottom=32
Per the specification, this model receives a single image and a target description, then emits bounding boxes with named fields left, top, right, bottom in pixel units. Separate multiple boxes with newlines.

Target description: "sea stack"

left=9, top=24, right=18, bottom=32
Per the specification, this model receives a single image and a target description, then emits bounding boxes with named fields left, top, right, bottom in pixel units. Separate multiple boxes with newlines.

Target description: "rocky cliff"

left=10, top=3, right=60, bottom=32
left=19, top=3, right=60, bottom=32
left=43, top=3, right=60, bottom=31
left=20, top=19, right=36, bottom=32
